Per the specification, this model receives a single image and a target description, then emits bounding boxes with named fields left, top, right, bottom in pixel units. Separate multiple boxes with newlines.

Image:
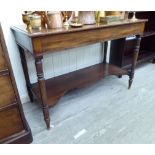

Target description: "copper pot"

left=78, top=11, right=96, bottom=25
left=46, top=11, right=63, bottom=29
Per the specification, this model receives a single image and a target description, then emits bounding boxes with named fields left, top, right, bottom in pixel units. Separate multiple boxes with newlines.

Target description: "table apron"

left=32, top=22, right=145, bottom=54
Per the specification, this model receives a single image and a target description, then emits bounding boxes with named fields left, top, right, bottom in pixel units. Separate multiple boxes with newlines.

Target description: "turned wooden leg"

left=103, top=41, right=108, bottom=63
left=128, top=35, right=141, bottom=89
left=35, top=56, right=50, bottom=129
left=18, top=46, right=34, bottom=102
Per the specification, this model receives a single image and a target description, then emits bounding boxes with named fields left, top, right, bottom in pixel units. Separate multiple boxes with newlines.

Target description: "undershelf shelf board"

left=31, top=63, right=128, bottom=107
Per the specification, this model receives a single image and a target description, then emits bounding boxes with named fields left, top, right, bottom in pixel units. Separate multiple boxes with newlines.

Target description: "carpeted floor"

left=23, top=62, right=155, bottom=144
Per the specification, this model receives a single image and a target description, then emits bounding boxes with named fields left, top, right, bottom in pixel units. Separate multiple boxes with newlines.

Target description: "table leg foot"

left=128, top=77, right=133, bottom=89
left=42, top=106, right=51, bottom=129
left=29, top=92, right=34, bottom=103
left=118, top=75, right=122, bottom=78
left=45, top=118, right=50, bottom=130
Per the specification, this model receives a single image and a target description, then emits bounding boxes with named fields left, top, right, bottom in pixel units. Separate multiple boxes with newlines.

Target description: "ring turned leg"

left=35, top=56, right=50, bottom=129
left=128, top=35, right=141, bottom=89
left=18, top=46, right=34, bottom=102
left=103, top=41, right=108, bottom=63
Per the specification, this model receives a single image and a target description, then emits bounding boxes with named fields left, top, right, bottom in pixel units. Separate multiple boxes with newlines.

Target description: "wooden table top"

left=11, top=19, right=147, bottom=38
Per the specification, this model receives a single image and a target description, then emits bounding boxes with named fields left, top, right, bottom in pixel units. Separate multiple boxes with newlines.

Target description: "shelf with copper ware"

left=11, top=19, right=147, bottom=129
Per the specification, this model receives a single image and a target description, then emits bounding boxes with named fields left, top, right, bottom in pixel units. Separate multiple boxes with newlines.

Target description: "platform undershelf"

left=142, top=31, right=155, bottom=38
left=31, top=63, right=128, bottom=107
left=123, top=50, right=155, bottom=68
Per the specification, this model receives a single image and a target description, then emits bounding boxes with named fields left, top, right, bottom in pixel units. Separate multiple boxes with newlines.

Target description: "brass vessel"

left=96, top=11, right=106, bottom=23
left=30, top=14, right=41, bottom=29
left=22, top=13, right=32, bottom=30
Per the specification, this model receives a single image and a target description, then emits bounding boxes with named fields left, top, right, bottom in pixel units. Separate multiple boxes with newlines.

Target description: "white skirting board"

left=20, top=95, right=30, bottom=104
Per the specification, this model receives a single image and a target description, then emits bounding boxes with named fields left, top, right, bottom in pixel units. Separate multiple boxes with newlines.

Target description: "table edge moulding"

left=11, top=19, right=147, bottom=129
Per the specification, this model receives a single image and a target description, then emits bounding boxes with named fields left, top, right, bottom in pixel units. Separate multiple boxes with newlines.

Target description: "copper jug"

left=78, top=11, right=96, bottom=25
left=46, top=11, right=63, bottom=29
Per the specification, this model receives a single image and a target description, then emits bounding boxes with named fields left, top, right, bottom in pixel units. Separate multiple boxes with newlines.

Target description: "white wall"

left=0, top=11, right=110, bottom=104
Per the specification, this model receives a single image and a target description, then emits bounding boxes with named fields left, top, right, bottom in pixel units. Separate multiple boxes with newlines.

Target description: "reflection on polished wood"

left=13, top=19, right=146, bottom=37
